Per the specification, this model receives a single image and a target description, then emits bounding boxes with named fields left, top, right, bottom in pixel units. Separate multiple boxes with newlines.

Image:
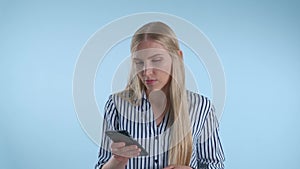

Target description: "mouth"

left=145, top=79, right=157, bottom=85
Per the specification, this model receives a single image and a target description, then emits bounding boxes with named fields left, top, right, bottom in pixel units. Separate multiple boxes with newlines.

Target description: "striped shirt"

left=95, top=90, right=225, bottom=169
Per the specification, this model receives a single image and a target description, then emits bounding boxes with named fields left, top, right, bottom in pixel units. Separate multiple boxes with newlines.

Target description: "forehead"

left=136, top=40, right=166, bottom=51
left=134, top=40, right=169, bottom=59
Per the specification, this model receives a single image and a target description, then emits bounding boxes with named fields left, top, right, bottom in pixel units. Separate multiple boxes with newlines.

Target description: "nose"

left=143, top=68, right=153, bottom=76
left=143, top=62, right=153, bottom=76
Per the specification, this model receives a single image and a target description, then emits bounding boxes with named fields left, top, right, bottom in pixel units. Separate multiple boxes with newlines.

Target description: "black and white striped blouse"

left=95, top=90, right=225, bottom=169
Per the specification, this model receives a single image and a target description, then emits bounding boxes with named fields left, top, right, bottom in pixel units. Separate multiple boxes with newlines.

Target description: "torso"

left=106, top=90, right=213, bottom=168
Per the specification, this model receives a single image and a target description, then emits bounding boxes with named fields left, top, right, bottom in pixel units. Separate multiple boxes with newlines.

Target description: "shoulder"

left=106, top=90, right=132, bottom=104
left=104, top=91, right=131, bottom=119
left=187, top=90, right=216, bottom=135
left=186, top=90, right=213, bottom=112
left=105, top=90, right=136, bottom=113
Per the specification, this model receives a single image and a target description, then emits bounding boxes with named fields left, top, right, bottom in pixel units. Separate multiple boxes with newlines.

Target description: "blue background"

left=1, top=0, right=300, bottom=169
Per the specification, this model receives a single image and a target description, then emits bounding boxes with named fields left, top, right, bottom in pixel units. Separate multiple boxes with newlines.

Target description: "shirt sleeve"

left=95, top=95, right=119, bottom=169
left=196, top=105, right=225, bottom=169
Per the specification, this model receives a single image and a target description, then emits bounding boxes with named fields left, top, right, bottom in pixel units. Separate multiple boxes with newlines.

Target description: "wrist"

left=112, top=155, right=129, bottom=164
left=102, top=156, right=128, bottom=169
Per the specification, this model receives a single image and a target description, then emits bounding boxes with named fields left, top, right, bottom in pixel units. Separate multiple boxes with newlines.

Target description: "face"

left=133, top=40, right=172, bottom=94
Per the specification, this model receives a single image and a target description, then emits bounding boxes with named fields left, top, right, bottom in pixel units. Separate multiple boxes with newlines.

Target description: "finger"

left=112, top=150, right=140, bottom=157
left=163, top=165, right=175, bottom=169
left=111, top=142, right=126, bottom=148
left=111, top=145, right=139, bottom=154
left=121, top=145, right=138, bottom=152
left=113, top=154, right=129, bottom=161
left=111, top=143, right=126, bottom=155
left=124, top=149, right=141, bottom=157
left=119, top=147, right=141, bottom=157
left=112, top=147, right=141, bottom=157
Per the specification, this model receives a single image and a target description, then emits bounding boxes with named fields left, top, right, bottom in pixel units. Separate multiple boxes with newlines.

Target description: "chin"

left=146, top=87, right=163, bottom=92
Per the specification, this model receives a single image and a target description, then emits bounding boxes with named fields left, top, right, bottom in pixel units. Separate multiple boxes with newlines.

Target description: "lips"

left=145, top=79, right=157, bottom=85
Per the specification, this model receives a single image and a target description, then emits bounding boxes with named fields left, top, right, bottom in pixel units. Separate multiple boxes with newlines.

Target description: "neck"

left=147, top=88, right=170, bottom=126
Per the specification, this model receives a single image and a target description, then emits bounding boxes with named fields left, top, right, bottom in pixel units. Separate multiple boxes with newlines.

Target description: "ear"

left=177, top=50, right=183, bottom=59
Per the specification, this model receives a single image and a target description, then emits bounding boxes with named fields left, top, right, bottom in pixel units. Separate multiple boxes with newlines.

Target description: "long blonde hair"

left=126, top=22, right=192, bottom=165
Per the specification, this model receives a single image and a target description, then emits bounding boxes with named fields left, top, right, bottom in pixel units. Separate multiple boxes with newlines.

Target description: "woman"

left=95, top=22, right=225, bottom=169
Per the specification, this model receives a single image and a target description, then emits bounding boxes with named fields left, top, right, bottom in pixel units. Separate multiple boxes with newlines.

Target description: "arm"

left=196, top=105, right=225, bottom=169
left=95, top=95, right=140, bottom=169
left=95, top=96, right=121, bottom=169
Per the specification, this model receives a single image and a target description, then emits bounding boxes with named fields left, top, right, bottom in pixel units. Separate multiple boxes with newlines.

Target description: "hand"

left=163, top=165, right=193, bottom=169
left=111, top=142, right=141, bottom=163
left=102, top=142, right=141, bottom=169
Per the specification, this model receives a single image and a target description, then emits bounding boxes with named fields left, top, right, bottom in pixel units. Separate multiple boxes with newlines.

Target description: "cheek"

left=163, top=63, right=172, bottom=75
left=164, top=64, right=172, bottom=82
left=165, top=58, right=172, bottom=74
left=160, top=65, right=171, bottom=80
left=157, top=60, right=172, bottom=74
left=157, top=69, right=172, bottom=82
left=137, top=72, right=143, bottom=79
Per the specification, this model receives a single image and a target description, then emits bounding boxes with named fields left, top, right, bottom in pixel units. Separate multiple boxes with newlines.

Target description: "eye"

left=152, top=58, right=162, bottom=63
left=134, top=60, right=144, bottom=66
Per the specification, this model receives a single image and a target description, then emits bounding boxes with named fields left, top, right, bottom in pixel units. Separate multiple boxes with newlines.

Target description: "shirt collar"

left=141, top=90, right=148, bottom=100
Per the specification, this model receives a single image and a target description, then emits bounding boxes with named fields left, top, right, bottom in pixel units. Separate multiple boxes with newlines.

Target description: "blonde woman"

left=95, top=22, right=225, bottom=169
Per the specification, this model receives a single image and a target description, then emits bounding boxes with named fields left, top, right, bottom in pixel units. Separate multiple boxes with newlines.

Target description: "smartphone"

left=105, top=130, right=149, bottom=156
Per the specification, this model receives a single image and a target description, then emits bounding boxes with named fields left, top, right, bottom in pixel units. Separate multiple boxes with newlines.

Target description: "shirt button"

left=155, top=136, right=159, bottom=140
left=154, top=159, right=158, bottom=163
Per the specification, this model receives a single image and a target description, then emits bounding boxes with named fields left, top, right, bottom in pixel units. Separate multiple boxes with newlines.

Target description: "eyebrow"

left=133, top=53, right=164, bottom=60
